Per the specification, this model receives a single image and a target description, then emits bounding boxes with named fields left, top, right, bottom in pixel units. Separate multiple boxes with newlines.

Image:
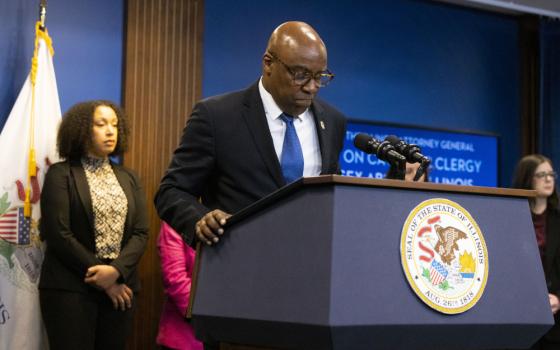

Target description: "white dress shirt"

left=258, top=78, right=322, bottom=177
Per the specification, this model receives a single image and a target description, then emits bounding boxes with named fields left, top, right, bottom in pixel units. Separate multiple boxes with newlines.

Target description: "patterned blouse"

left=82, top=157, right=128, bottom=259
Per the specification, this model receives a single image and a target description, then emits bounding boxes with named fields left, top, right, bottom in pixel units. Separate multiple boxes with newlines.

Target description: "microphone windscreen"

left=385, top=134, right=400, bottom=145
left=353, top=133, right=373, bottom=152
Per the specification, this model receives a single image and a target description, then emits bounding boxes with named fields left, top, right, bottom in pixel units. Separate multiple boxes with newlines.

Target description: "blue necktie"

left=279, top=113, right=304, bottom=184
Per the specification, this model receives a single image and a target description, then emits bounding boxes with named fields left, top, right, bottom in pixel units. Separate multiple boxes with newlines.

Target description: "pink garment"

left=156, top=221, right=203, bottom=350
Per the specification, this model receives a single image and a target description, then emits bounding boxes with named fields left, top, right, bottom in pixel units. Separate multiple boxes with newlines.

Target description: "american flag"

left=0, top=207, right=31, bottom=245
left=430, top=259, right=448, bottom=286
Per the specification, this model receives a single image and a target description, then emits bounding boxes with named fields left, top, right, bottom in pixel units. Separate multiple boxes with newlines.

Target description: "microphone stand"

left=413, top=158, right=431, bottom=182
left=393, top=158, right=406, bottom=180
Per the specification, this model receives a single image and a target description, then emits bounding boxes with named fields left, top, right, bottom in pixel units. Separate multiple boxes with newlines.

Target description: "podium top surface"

left=305, top=175, right=535, bottom=198
left=225, top=175, right=534, bottom=227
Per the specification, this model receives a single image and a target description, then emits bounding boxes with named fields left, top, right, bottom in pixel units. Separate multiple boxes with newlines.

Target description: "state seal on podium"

left=400, top=198, right=489, bottom=314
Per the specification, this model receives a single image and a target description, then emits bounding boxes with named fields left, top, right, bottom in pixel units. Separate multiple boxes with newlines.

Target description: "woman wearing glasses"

left=512, top=154, right=560, bottom=350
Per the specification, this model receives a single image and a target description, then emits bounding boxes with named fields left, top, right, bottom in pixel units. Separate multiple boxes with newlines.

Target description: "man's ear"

left=262, top=53, right=273, bottom=74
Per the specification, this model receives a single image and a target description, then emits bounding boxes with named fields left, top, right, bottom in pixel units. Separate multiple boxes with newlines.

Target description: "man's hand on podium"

left=549, top=293, right=560, bottom=314
left=196, top=209, right=231, bottom=246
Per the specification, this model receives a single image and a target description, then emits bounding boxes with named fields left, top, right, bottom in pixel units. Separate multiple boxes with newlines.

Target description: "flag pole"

left=39, top=1, right=47, bottom=31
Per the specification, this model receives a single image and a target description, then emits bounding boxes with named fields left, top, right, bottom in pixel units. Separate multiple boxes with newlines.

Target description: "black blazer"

left=155, top=81, right=347, bottom=245
left=39, top=160, right=149, bottom=293
left=543, top=208, right=560, bottom=343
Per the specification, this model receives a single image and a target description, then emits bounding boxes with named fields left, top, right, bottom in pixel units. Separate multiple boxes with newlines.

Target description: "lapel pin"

left=320, top=121, right=326, bottom=130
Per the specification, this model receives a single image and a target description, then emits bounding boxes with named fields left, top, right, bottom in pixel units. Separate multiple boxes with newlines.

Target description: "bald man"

left=155, top=21, right=347, bottom=247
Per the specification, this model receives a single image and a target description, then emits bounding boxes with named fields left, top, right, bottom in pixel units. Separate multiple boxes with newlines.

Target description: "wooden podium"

left=188, top=176, right=553, bottom=350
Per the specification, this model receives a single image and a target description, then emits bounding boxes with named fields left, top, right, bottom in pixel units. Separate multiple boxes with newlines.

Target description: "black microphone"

left=353, top=133, right=406, bottom=164
left=384, top=135, right=430, bottom=165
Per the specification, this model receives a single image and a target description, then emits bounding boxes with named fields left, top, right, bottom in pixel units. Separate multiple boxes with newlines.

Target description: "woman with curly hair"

left=512, top=154, right=560, bottom=350
left=39, top=100, right=148, bottom=350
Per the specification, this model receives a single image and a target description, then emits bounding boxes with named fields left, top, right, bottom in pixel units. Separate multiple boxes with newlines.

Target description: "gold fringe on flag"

left=24, top=21, right=54, bottom=218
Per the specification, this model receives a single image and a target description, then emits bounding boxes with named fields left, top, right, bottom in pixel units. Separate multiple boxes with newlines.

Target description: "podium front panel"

left=329, top=185, right=551, bottom=349
left=192, top=181, right=553, bottom=349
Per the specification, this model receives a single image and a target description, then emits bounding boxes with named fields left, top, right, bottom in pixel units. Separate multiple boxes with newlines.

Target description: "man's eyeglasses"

left=534, top=171, right=558, bottom=180
left=268, top=51, right=334, bottom=87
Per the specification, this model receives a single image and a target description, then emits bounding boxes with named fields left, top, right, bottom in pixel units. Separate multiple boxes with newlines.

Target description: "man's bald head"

left=262, top=22, right=329, bottom=116
left=266, top=21, right=326, bottom=60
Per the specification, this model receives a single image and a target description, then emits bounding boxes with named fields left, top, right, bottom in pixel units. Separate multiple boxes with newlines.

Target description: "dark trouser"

left=40, top=289, right=136, bottom=350
left=204, top=343, right=220, bottom=350
left=529, top=317, right=560, bottom=350
left=530, top=339, right=560, bottom=350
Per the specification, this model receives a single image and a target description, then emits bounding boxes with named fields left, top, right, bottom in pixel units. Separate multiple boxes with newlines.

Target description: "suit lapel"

left=70, top=161, right=94, bottom=229
left=112, top=164, right=133, bottom=235
left=242, top=83, right=285, bottom=187
left=312, top=101, right=330, bottom=175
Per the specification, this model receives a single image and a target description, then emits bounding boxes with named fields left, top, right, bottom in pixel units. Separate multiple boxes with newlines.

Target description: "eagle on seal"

left=434, top=224, right=467, bottom=265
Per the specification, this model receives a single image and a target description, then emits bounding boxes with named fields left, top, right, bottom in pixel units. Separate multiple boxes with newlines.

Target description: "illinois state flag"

left=0, top=24, right=61, bottom=349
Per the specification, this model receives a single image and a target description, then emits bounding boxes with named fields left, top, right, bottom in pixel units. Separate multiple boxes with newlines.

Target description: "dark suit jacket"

left=39, top=160, right=149, bottom=293
left=542, top=208, right=560, bottom=344
left=154, top=81, right=347, bottom=245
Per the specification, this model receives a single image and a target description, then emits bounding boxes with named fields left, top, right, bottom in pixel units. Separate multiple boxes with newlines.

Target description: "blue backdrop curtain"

left=540, top=19, right=560, bottom=168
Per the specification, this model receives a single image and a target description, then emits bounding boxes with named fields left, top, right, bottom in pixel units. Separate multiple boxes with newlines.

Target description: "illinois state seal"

left=401, top=198, right=488, bottom=314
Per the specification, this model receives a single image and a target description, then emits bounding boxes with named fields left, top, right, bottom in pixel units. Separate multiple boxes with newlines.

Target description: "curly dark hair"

left=57, top=100, right=129, bottom=160
left=512, top=154, right=558, bottom=210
